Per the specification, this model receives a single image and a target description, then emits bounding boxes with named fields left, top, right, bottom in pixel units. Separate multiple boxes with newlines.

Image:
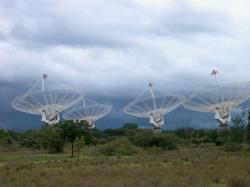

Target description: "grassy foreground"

left=0, top=146, right=249, bottom=187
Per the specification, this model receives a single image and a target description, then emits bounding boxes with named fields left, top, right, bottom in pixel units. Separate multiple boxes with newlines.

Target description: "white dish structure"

left=63, top=96, right=112, bottom=128
left=123, top=83, right=184, bottom=131
left=183, top=70, right=250, bottom=129
left=12, top=74, right=83, bottom=125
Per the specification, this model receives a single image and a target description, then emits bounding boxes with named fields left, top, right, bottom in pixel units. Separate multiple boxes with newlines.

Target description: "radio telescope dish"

left=12, top=74, right=83, bottom=125
left=63, top=96, right=112, bottom=128
left=183, top=70, right=250, bottom=129
left=123, top=83, right=184, bottom=131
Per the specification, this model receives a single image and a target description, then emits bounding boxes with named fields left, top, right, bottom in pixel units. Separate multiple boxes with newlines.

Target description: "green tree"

left=59, top=121, right=86, bottom=157
left=0, top=129, right=10, bottom=144
left=75, top=136, right=85, bottom=161
left=40, top=125, right=65, bottom=153
left=81, top=122, right=95, bottom=145
left=0, top=129, right=10, bottom=138
left=229, top=110, right=247, bottom=143
left=20, top=129, right=40, bottom=150
left=245, top=111, right=250, bottom=143
left=0, top=129, right=16, bottom=148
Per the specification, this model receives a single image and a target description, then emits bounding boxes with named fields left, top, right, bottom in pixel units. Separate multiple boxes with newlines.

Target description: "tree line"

left=1, top=110, right=250, bottom=156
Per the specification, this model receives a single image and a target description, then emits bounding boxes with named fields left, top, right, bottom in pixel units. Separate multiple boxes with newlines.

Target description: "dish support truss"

left=40, top=104, right=62, bottom=125
left=149, top=112, right=164, bottom=132
left=214, top=103, right=232, bottom=130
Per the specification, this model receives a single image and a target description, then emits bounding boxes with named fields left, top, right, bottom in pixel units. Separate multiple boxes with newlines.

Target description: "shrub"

left=202, top=135, right=210, bottom=143
left=122, top=123, right=138, bottom=129
left=191, top=138, right=202, bottom=145
left=207, top=130, right=219, bottom=142
left=223, top=142, right=242, bottom=152
left=40, top=125, right=65, bottom=153
left=150, top=133, right=179, bottom=150
left=0, top=129, right=11, bottom=143
left=132, top=130, right=153, bottom=147
left=145, top=146, right=164, bottom=154
left=98, top=138, right=138, bottom=156
left=20, top=137, right=39, bottom=149
left=174, top=128, right=194, bottom=139
left=228, top=176, right=246, bottom=187
left=47, top=133, right=65, bottom=153
left=215, top=137, right=227, bottom=146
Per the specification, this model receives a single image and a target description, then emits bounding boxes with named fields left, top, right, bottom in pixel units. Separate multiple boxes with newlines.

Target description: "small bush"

left=228, top=176, right=246, bottom=187
left=98, top=138, right=138, bottom=156
left=202, top=135, right=210, bottom=143
left=215, top=137, right=228, bottom=146
left=41, top=126, right=65, bottom=153
left=145, top=146, right=164, bottom=154
left=223, top=143, right=242, bottom=152
left=48, top=135, right=65, bottom=153
left=150, top=133, right=179, bottom=150
left=191, top=138, right=202, bottom=145
left=132, top=130, right=153, bottom=147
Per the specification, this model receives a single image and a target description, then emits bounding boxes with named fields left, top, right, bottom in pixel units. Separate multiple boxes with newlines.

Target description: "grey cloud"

left=11, top=22, right=133, bottom=49
left=1, top=0, right=250, bottom=130
left=4, top=0, right=142, bottom=49
left=0, top=0, right=249, bottom=95
left=0, top=34, right=6, bottom=41
left=149, top=3, right=230, bottom=40
left=3, top=0, right=230, bottom=50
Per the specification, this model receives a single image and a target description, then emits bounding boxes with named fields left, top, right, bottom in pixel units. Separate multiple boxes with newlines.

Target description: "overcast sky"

left=1, top=0, right=250, bottom=96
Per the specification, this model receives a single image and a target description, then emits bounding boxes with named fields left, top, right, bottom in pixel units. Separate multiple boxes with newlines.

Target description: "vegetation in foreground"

left=0, top=110, right=250, bottom=186
left=0, top=146, right=250, bottom=187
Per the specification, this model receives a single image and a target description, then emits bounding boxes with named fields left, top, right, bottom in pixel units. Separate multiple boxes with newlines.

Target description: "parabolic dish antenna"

left=63, top=96, right=112, bottom=128
left=183, top=70, right=250, bottom=129
left=123, top=82, right=184, bottom=131
left=12, top=74, right=83, bottom=125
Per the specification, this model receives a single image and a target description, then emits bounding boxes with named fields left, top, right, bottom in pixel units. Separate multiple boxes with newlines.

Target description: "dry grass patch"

left=0, top=146, right=249, bottom=187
